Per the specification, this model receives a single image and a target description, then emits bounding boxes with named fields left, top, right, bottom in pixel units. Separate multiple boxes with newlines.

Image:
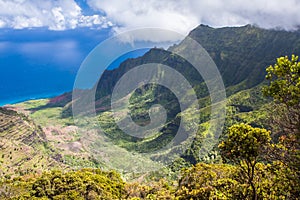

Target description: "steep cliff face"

left=93, top=24, right=300, bottom=100
left=53, top=25, right=300, bottom=115
left=188, top=24, right=300, bottom=93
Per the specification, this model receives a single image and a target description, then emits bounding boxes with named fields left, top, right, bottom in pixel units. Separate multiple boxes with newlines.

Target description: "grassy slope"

left=0, top=84, right=269, bottom=182
left=0, top=106, right=65, bottom=178
left=11, top=99, right=164, bottom=178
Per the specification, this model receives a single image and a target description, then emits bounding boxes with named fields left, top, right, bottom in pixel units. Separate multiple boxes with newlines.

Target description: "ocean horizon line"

left=0, top=91, right=69, bottom=107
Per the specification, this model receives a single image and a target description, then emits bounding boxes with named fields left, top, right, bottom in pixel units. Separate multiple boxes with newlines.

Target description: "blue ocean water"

left=0, top=28, right=150, bottom=106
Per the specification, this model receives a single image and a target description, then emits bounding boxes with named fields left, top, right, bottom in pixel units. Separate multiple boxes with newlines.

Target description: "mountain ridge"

left=51, top=24, right=300, bottom=164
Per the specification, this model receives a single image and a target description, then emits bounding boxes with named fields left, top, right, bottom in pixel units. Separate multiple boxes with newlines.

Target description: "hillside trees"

left=263, top=54, right=300, bottom=198
left=263, top=55, right=300, bottom=135
left=28, top=169, right=125, bottom=199
left=176, top=163, right=241, bottom=199
left=218, top=124, right=271, bottom=200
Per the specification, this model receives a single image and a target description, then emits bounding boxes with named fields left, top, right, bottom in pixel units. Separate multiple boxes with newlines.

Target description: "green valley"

left=1, top=24, right=300, bottom=199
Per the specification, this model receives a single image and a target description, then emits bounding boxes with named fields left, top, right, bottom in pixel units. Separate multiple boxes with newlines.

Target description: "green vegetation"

left=263, top=55, right=300, bottom=139
left=0, top=161, right=296, bottom=199
left=1, top=25, right=300, bottom=199
left=1, top=53, right=299, bottom=199
left=84, top=24, right=300, bottom=164
left=0, top=169, right=125, bottom=199
left=0, top=107, right=65, bottom=179
left=15, top=99, right=74, bottom=126
left=263, top=55, right=300, bottom=198
left=10, top=24, right=299, bottom=168
left=219, top=124, right=271, bottom=200
left=264, top=55, right=300, bottom=106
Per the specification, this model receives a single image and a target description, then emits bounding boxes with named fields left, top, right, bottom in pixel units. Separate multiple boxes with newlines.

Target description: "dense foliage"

left=263, top=55, right=300, bottom=106
left=0, top=169, right=125, bottom=199
left=219, top=124, right=271, bottom=200
left=0, top=161, right=296, bottom=199
left=263, top=55, right=300, bottom=198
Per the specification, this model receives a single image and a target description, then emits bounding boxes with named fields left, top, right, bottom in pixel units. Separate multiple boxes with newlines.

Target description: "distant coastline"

left=0, top=91, right=68, bottom=107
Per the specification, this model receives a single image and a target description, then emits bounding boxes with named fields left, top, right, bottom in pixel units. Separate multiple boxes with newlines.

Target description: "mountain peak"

left=193, top=24, right=258, bottom=33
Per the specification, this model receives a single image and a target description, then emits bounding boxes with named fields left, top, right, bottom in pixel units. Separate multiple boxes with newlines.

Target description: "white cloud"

left=87, top=0, right=199, bottom=36
left=0, top=0, right=112, bottom=30
left=87, top=0, right=300, bottom=37
left=1, top=0, right=300, bottom=42
left=78, top=15, right=109, bottom=28
left=0, top=19, right=6, bottom=27
left=12, top=16, right=43, bottom=29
